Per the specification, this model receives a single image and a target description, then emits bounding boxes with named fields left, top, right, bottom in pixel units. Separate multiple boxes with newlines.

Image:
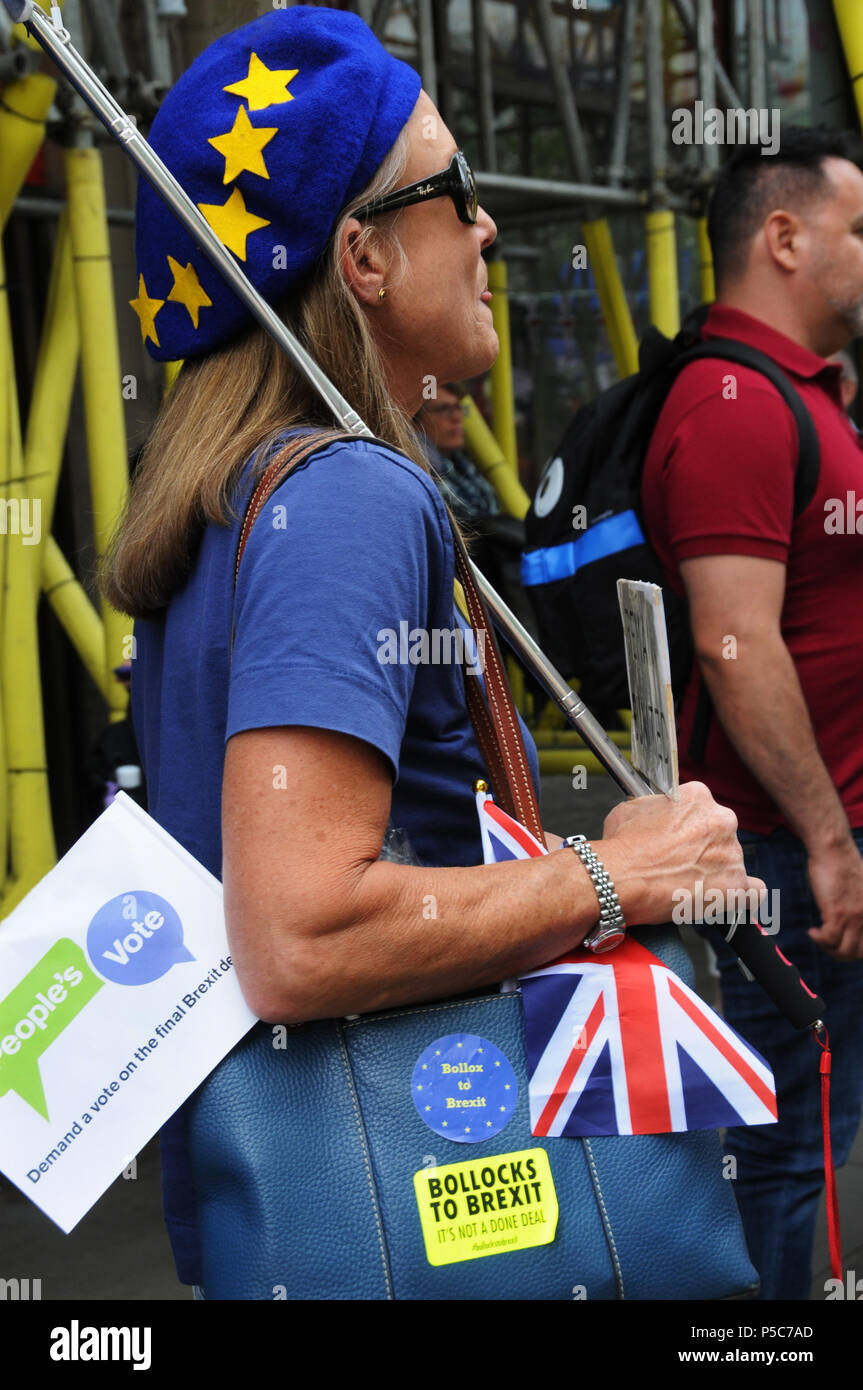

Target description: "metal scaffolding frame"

left=351, top=0, right=799, bottom=392
left=358, top=2, right=844, bottom=236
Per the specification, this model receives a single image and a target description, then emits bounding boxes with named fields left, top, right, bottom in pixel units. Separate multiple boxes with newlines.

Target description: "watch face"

left=584, top=927, right=626, bottom=954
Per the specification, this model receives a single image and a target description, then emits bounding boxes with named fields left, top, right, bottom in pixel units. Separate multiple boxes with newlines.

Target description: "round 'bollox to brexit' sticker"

left=412, top=1033, right=518, bottom=1143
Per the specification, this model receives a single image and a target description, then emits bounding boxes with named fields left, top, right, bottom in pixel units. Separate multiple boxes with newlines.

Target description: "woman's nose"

left=477, top=203, right=497, bottom=251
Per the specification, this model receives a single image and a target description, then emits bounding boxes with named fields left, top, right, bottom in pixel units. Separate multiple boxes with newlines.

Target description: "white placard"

left=0, top=793, right=256, bottom=1232
left=616, top=579, right=679, bottom=800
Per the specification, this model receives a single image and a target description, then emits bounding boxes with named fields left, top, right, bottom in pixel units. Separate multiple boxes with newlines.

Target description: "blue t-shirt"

left=131, top=434, right=540, bottom=1285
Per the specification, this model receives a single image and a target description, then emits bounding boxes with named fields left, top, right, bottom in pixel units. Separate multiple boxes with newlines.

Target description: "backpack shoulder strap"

left=672, top=339, right=820, bottom=519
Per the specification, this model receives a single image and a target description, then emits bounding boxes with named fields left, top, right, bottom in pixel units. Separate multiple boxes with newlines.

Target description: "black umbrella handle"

left=710, top=912, right=825, bottom=1031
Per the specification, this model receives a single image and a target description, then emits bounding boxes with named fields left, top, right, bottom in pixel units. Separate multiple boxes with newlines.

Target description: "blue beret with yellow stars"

left=131, top=5, right=421, bottom=362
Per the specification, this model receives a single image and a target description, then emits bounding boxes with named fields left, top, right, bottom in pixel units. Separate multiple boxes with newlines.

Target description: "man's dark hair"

left=707, top=126, right=863, bottom=289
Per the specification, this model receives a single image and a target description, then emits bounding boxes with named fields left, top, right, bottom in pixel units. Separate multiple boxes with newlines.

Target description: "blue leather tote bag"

left=185, top=924, right=757, bottom=1300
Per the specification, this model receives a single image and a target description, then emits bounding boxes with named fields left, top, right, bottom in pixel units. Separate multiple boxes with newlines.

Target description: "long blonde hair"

left=103, top=127, right=432, bottom=618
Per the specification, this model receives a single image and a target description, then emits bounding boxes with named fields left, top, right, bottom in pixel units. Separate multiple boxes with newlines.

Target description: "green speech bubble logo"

left=0, top=939, right=103, bottom=1120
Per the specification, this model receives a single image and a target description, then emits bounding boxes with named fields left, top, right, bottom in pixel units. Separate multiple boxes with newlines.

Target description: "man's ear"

left=763, top=209, right=801, bottom=272
left=340, top=217, right=389, bottom=307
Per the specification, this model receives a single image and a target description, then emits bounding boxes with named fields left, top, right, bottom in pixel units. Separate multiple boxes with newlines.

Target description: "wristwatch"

left=561, top=834, right=627, bottom=953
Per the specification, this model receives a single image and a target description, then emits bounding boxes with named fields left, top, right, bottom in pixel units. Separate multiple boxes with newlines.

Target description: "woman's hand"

left=592, top=781, right=766, bottom=926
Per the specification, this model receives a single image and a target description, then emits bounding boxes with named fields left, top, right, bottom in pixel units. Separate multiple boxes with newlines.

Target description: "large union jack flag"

left=476, top=791, right=777, bottom=1138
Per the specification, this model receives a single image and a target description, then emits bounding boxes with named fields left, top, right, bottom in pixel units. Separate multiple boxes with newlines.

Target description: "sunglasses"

left=422, top=402, right=469, bottom=417
left=352, top=150, right=478, bottom=226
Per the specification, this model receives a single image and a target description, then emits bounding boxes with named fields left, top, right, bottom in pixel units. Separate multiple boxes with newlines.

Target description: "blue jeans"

left=710, top=826, right=863, bottom=1300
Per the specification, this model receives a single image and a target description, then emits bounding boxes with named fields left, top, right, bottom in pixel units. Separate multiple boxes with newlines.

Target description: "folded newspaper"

left=616, top=579, right=679, bottom=800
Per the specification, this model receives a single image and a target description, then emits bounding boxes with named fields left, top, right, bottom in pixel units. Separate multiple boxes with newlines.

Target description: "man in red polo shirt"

left=642, top=127, right=863, bottom=1300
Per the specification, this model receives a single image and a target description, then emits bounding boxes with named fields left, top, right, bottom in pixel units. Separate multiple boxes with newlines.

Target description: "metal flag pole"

left=4, top=0, right=829, bottom=1032
left=5, top=0, right=648, bottom=798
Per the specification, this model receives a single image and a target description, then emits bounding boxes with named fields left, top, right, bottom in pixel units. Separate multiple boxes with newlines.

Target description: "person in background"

left=416, top=382, right=542, bottom=634
left=642, top=127, right=863, bottom=1300
left=416, top=382, right=499, bottom=523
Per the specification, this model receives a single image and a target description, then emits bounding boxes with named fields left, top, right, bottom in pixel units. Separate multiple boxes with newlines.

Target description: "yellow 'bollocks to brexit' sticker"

left=413, top=1147, right=558, bottom=1267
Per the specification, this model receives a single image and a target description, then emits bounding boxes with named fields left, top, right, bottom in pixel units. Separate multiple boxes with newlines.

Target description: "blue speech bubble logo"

left=86, top=891, right=195, bottom=986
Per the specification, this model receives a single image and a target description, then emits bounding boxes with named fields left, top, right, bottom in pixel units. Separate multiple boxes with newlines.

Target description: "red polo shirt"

left=641, top=303, right=863, bottom=832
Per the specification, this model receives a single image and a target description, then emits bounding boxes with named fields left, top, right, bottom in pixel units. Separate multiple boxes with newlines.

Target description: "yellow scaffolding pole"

left=537, top=747, right=632, bottom=778
left=0, top=48, right=139, bottom=909
left=164, top=359, right=183, bottom=393
left=536, top=728, right=631, bottom=749
left=0, top=239, right=9, bottom=898
left=696, top=216, right=715, bottom=304
left=64, top=146, right=131, bottom=716
left=0, top=237, right=56, bottom=914
left=535, top=686, right=632, bottom=775
left=0, top=73, right=57, bottom=230
left=834, top=0, right=863, bottom=132
left=461, top=396, right=530, bottom=518
left=42, top=537, right=106, bottom=692
left=645, top=209, right=680, bottom=336
left=25, top=218, right=79, bottom=519
left=0, top=73, right=61, bottom=911
left=487, top=259, right=518, bottom=471
left=24, top=217, right=106, bottom=692
left=582, top=218, right=639, bottom=378
left=11, top=0, right=64, bottom=53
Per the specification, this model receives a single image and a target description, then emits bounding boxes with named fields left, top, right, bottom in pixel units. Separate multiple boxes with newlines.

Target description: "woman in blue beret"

left=105, top=5, right=756, bottom=1298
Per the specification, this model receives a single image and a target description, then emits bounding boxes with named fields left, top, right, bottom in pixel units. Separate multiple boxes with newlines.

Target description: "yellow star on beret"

left=129, top=274, right=164, bottom=346
left=208, top=105, right=278, bottom=184
left=197, top=187, right=271, bottom=261
left=223, top=52, right=298, bottom=112
left=166, top=256, right=213, bottom=329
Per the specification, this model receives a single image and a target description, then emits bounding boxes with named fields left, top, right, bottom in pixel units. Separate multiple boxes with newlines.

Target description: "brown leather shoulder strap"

left=233, top=428, right=545, bottom=848
left=449, top=527, right=546, bottom=847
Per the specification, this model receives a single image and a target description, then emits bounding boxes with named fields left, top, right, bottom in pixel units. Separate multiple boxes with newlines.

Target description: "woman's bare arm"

left=222, top=726, right=755, bottom=1022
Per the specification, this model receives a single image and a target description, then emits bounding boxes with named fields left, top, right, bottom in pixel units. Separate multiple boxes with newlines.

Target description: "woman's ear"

left=340, top=217, right=389, bottom=307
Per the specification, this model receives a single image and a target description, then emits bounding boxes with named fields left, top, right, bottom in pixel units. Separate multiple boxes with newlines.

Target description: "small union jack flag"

left=477, top=789, right=547, bottom=864
left=476, top=791, right=778, bottom=1138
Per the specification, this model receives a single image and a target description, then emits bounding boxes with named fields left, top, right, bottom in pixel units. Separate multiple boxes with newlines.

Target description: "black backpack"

left=521, top=309, right=820, bottom=752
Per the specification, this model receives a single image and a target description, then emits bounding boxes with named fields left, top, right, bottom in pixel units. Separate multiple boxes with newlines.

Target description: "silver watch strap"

left=562, top=834, right=627, bottom=953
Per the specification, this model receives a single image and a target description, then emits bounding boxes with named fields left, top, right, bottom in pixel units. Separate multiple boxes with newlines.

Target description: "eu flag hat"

left=131, top=5, right=422, bottom=362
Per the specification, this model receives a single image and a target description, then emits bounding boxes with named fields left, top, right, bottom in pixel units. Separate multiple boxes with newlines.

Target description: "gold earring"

left=378, top=287, right=387, bottom=302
